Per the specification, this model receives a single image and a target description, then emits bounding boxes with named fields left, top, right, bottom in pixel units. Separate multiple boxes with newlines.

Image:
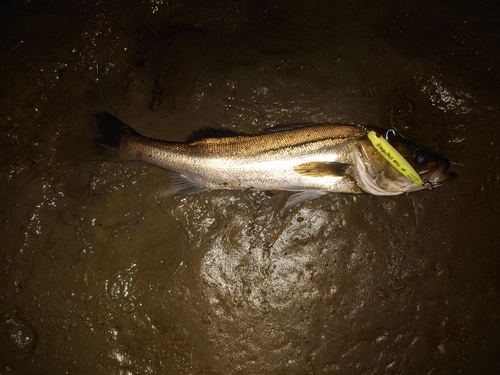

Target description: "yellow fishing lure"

left=367, top=130, right=423, bottom=185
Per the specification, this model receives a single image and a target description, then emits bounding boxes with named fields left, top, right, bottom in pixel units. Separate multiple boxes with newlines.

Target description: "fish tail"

left=93, top=112, right=142, bottom=159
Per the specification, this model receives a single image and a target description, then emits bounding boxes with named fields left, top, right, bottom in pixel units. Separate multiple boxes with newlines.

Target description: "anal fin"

left=164, top=173, right=211, bottom=195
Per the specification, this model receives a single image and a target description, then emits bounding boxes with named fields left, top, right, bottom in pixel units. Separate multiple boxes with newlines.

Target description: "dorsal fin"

left=261, top=122, right=363, bottom=133
left=261, top=123, right=367, bottom=139
left=260, top=123, right=326, bottom=133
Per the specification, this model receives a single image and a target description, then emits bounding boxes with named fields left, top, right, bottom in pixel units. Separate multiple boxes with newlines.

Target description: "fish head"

left=355, top=128, right=457, bottom=195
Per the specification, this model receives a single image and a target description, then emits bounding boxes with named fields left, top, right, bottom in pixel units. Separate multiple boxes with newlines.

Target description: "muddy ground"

left=1, top=0, right=499, bottom=373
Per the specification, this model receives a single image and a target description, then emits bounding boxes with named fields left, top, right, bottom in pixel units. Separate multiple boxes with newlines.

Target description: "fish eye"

left=413, top=150, right=429, bottom=165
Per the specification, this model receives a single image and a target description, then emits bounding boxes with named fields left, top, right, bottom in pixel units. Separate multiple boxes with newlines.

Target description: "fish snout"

left=433, top=171, right=457, bottom=185
left=423, top=162, right=457, bottom=190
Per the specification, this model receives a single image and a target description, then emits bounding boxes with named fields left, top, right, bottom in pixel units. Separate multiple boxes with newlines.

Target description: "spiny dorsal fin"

left=260, top=123, right=327, bottom=133
left=261, top=123, right=365, bottom=136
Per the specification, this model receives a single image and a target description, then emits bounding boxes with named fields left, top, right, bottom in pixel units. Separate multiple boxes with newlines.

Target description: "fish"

left=94, top=112, right=457, bottom=213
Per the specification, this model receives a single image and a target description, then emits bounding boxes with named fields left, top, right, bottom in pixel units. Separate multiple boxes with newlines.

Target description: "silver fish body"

left=95, top=112, right=456, bottom=212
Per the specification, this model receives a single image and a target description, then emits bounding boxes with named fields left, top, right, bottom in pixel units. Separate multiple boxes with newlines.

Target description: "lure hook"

left=422, top=179, right=434, bottom=191
left=385, top=129, right=396, bottom=140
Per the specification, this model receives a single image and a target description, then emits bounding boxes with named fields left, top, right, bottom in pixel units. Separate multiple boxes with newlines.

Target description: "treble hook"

left=422, top=179, right=434, bottom=191
left=385, top=129, right=396, bottom=140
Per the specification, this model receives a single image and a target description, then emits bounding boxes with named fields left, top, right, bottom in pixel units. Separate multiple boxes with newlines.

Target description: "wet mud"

left=1, top=0, right=499, bottom=373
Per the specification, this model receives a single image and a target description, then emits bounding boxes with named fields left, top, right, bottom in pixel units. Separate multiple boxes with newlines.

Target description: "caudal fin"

left=93, top=112, right=142, bottom=159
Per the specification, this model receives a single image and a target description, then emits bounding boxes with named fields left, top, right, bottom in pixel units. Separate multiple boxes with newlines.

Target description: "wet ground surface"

left=1, top=0, right=500, bottom=373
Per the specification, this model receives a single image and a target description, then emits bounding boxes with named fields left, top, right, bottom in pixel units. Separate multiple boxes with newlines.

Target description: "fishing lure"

left=367, top=130, right=423, bottom=185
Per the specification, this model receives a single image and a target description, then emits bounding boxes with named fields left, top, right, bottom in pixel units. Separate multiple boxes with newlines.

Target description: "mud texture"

left=1, top=0, right=499, bottom=374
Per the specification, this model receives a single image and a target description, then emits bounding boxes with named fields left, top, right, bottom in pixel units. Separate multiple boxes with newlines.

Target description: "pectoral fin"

left=294, top=162, right=352, bottom=177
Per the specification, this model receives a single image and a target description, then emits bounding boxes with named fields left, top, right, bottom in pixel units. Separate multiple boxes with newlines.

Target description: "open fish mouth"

left=421, top=162, right=458, bottom=190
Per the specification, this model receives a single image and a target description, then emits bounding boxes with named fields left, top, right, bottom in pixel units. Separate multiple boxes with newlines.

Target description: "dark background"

left=1, top=0, right=499, bottom=373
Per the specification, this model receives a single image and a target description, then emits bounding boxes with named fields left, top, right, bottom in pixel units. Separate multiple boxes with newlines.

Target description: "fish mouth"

left=420, top=162, right=457, bottom=190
